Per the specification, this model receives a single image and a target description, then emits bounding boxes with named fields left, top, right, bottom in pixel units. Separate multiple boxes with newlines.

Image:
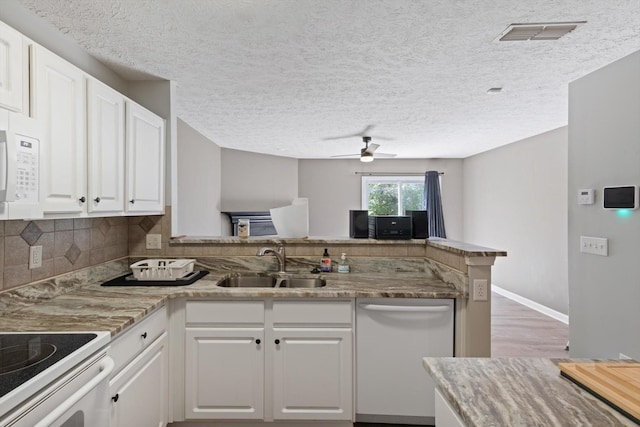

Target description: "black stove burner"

left=0, top=333, right=97, bottom=399
left=0, top=342, right=56, bottom=375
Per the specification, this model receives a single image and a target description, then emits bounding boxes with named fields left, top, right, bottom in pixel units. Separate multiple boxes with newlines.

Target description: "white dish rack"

left=130, top=259, right=196, bottom=281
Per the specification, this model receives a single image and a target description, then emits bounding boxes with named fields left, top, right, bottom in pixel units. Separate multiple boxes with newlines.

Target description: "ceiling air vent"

left=496, top=22, right=586, bottom=41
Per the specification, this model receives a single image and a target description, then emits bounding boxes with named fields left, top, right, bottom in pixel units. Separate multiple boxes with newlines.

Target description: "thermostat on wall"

left=603, top=185, right=639, bottom=210
left=578, top=189, right=595, bottom=205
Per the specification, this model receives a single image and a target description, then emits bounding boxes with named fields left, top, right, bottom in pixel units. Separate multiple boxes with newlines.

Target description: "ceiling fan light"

left=360, top=153, right=374, bottom=162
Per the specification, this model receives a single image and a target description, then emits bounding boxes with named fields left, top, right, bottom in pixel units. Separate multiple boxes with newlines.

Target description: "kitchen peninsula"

left=0, top=236, right=505, bottom=426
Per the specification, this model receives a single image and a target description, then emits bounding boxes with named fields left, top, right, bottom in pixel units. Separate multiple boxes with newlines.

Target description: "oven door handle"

left=34, top=356, right=115, bottom=427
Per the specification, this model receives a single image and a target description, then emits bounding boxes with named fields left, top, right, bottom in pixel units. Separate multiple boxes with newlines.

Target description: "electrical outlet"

left=580, top=236, right=608, bottom=256
left=146, top=234, right=162, bottom=250
left=29, top=245, right=43, bottom=269
left=473, top=279, right=488, bottom=301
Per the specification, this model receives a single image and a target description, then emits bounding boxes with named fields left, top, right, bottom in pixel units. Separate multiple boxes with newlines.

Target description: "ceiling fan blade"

left=322, top=124, right=376, bottom=141
left=373, top=153, right=397, bottom=158
left=330, top=153, right=360, bottom=158
left=363, top=143, right=380, bottom=155
left=370, top=135, right=394, bottom=141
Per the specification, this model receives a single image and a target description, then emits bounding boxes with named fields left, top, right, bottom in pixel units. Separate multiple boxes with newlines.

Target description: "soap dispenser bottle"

left=320, top=248, right=332, bottom=272
left=338, top=253, right=350, bottom=273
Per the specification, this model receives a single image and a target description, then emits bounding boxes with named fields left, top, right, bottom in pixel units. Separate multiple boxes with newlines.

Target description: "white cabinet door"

left=185, top=328, right=264, bottom=420
left=0, top=21, right=24, bottom=112
left=109, top=332, right=168, bottom=427
left=87, top=78, right=125, bottom=213
left=125, top=101, right=164, bottom=213
left=272, top=328, right=353, bottom=421
left=31, top=44, right=87, bottom=214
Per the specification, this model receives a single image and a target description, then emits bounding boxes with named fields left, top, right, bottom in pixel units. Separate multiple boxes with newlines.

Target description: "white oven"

left=0, top=332, right=112, bottom=427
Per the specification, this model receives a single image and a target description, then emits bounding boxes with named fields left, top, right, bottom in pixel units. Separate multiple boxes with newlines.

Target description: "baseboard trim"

left=492, top=285, right=569, bottom=325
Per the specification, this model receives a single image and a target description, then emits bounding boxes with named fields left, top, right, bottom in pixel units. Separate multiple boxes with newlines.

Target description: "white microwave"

left=0, top=109, right=43, bottom=219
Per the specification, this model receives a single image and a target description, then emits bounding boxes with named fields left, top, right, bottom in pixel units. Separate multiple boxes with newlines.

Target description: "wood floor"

left=354, top=292, right=570, bottom=426
left=491, top=291, right=569, bottom=358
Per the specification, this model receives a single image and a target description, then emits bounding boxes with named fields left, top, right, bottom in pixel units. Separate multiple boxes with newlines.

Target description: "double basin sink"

left=219, top=273, right=326, bottom=289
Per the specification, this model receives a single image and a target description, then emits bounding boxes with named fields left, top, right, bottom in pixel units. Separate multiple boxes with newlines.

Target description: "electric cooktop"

left=0, top=332, right=110, bottom=413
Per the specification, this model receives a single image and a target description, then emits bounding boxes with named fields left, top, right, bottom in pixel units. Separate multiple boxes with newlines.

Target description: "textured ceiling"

left=17, top=0, right=640, bottom=158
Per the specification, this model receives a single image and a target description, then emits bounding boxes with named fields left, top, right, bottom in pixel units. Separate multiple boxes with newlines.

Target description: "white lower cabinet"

left=183, top=299, right=354, bottom=423
left=185, top=328, right=265, bottom=419
left=109, top=306, right=168, bottom=427
left=435, top=389, right=466, bottom=427
left=272, top=328, right=352, bottom=420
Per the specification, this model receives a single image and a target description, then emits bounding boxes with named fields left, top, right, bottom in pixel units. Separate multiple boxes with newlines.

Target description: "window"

left=361, top=176, right=425, bottom=215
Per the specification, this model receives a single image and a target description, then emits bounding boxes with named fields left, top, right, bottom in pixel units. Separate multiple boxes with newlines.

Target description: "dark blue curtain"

left=424, top=171, right=446, bottom=238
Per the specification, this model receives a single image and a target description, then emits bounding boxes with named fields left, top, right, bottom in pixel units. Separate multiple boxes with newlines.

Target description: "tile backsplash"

left=0, top=216, right=162, bottom=291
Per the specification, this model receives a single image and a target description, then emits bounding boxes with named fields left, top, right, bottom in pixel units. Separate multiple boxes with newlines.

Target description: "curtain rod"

left=354, top=171, right=445, bottom=176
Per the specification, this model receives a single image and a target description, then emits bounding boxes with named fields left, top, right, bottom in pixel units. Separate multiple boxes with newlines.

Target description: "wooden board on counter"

left=559, top=362, right=640, bottom=423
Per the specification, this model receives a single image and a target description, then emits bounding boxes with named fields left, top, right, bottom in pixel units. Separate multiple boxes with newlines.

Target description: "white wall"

left=463, top=128, right=569, bottom=314
left=568, top=50, right=640, bottom=359
left=176, top=118, right=222, bottom=236
left=298, top=159, right=464, bottom=239
left=221, top=149, right=299, bottom=235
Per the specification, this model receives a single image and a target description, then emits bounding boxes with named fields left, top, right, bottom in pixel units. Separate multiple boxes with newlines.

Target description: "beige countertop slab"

left=423, top=357, right=637, bottom=427
left=0, top=270, right=460, bottom=336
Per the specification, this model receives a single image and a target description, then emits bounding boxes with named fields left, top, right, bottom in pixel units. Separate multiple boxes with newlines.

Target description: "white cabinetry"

left=435, top=389, right=466, bottom=427
left=31, top=44, right=87, bottom=215
left=87, top=78, right=125, bottom=213
left=356, top=298, right=454, bottom=424
left=109, top=306, right=168, bottom=427
left=0, top=20, right=26, bottom=113
left=183, top=299, right=354, bottom=422
left=125, top=101, right=165, bottom=213
left=185, top=300, right=264, bottom=419
left=272, top=300, right=353, bottom=420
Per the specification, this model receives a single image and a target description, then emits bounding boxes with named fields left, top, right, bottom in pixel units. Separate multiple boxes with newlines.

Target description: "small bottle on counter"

left=320, top=248, right=332, bottom=272
left=237, top=219, right=250, bottom=238
left=338, top=253, right=350, bottom=273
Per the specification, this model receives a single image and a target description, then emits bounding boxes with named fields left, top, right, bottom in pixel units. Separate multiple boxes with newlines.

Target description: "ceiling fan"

left=330, top=136, right=397, bottom=162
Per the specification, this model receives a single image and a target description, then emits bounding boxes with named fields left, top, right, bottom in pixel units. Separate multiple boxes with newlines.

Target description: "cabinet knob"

left=129, top=199, right=135, bottom=204
left=141, top=332, right=147, bottom=339
left=79, top=196, right=86, bottom=203
left=274, top=339, right=280, bottom=345
left=255, top=339, right=261, bottom=344
left=94, top=197, right=101, bottom=203
left=112, top=393, right=119, bottom=403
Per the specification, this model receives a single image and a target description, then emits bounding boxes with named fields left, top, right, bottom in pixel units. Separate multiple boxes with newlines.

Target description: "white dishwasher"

left=356, top=298, right=454, bottom=425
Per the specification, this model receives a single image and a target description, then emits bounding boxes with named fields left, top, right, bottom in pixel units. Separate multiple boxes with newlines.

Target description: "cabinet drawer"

left=111, top=305, right=167, bottom=373
left=186, top=300, right=264, bottom=324
left=273, top=300, right=353, bottom=325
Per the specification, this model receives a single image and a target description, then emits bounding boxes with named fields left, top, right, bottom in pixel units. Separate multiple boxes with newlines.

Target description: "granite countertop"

left=423, top=357, right=637, bottom=426
left=0, top=267, right=460, bottom=336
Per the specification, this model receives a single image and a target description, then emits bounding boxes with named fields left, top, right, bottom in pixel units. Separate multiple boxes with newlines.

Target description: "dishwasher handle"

left=34, top=356, right=115, bottom=427
left=358, top=303, right=451, bottom=313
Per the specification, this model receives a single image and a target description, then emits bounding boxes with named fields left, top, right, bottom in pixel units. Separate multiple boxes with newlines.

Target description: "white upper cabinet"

left=0, top=21, right=25, bottom=113
left=125, top=101, right=165, bottom=213
left=87, top=78, right=125, bottom=213
left=31, top=44, right=87, bottom=215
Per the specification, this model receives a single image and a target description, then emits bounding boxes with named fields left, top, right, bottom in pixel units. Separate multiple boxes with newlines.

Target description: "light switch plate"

left=146, top=234, right=162, bottom=250
left=580, top=236, right=608, bottom=256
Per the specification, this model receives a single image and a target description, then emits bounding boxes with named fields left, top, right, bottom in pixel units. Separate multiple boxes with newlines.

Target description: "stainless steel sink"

left=218, top=274, right=326, bottom=288
left=279, top=278, right=326, bottom=288
left=218, top=275, right=275, bottom=288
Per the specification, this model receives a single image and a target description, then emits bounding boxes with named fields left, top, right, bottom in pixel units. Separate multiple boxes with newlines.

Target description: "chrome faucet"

left=257, top=246, right=286, bottom=273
